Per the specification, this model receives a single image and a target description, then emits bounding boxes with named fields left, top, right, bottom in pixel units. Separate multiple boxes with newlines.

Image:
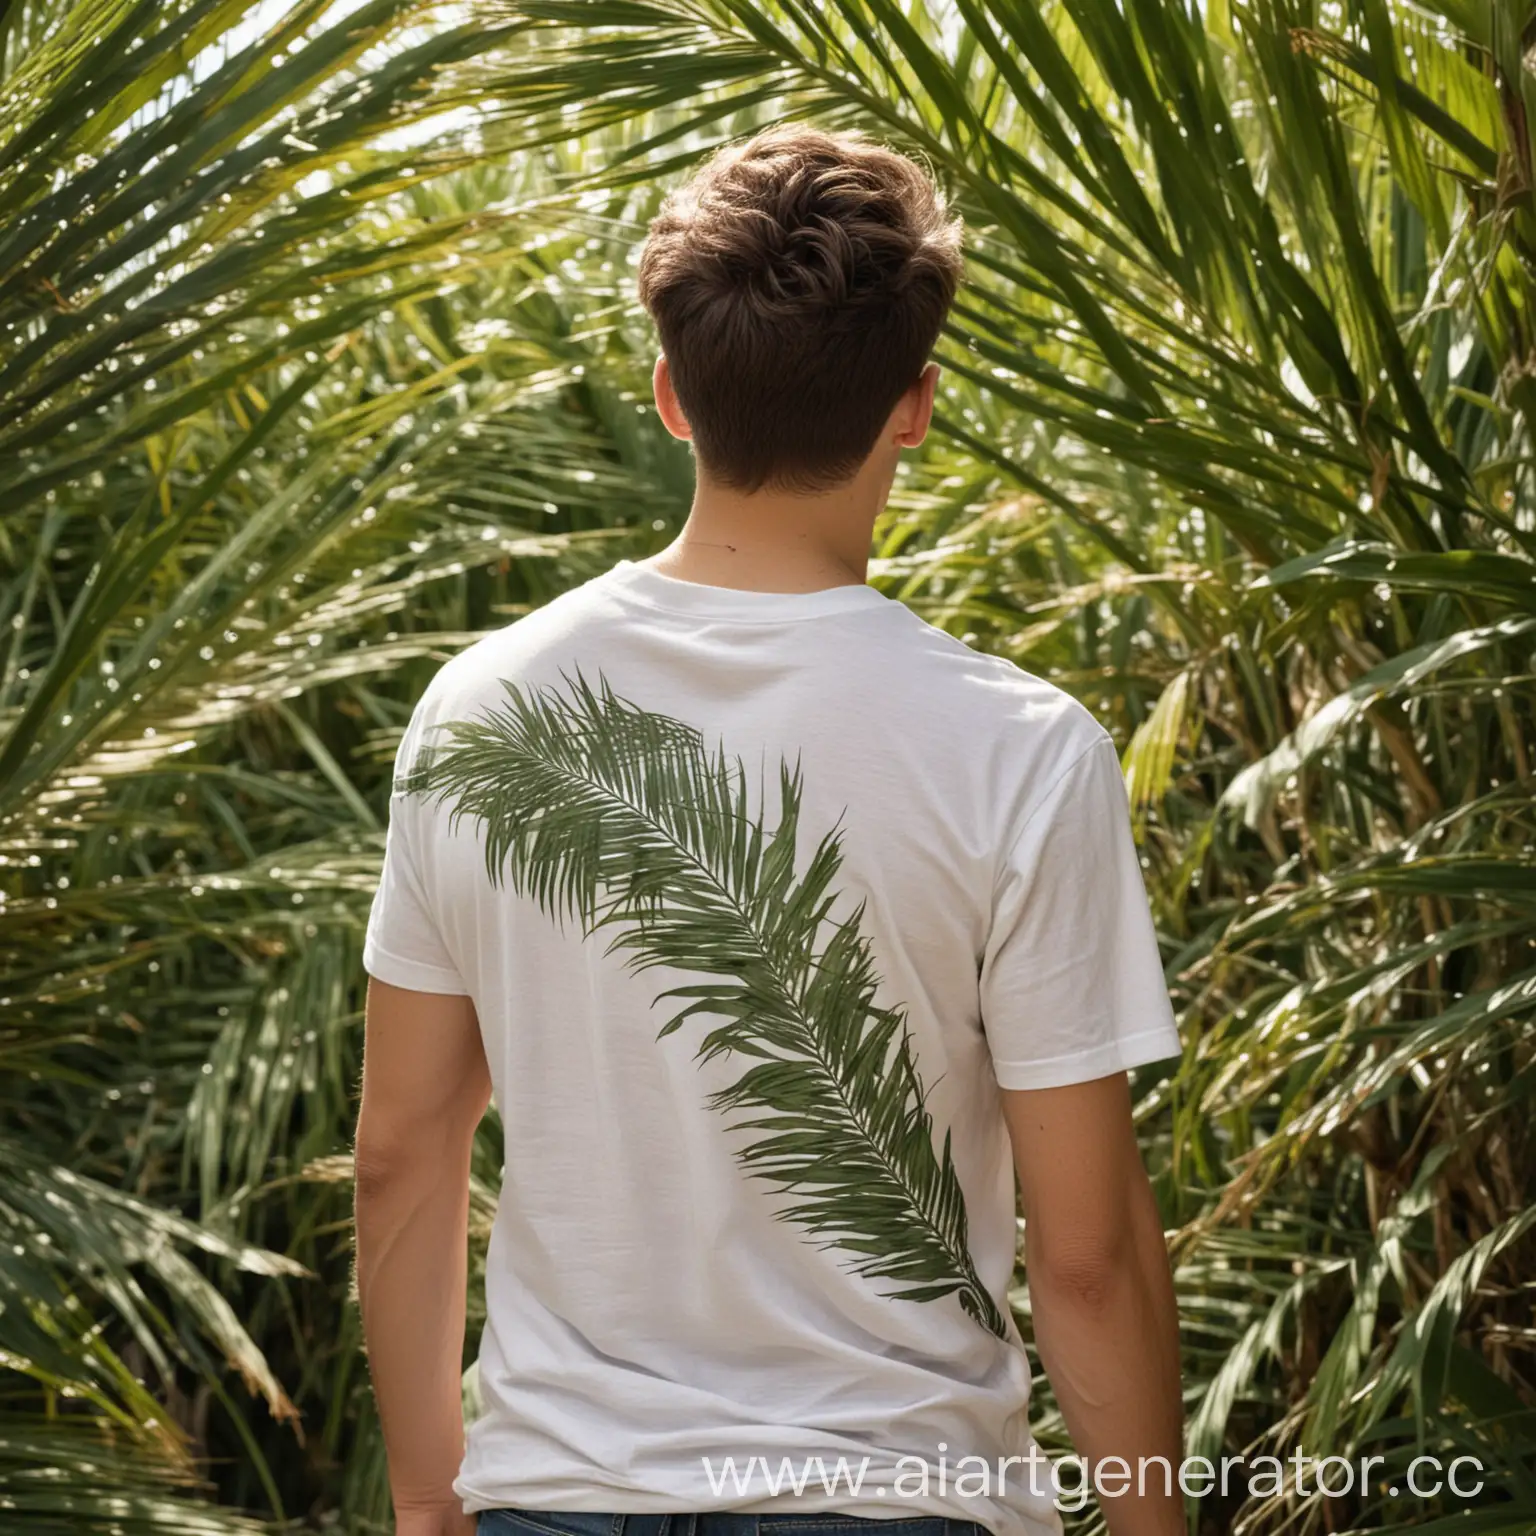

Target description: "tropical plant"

left=0, top=0, right=680, bottom=1528
left=3, top=0, right=1534, bottom=1532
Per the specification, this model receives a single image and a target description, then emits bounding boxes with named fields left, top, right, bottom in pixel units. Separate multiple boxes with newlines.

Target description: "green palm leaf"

left=413, top=669, right=1010, bottom=1338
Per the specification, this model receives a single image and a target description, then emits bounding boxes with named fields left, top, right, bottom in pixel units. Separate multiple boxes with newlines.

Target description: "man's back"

left=355, top=124, right=1185, bottom=1536
left=364, top=558, right=1180, bottom=1536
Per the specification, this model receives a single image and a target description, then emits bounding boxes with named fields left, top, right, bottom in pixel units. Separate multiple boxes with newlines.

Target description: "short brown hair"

left=637, top=126, right=963, bottom=493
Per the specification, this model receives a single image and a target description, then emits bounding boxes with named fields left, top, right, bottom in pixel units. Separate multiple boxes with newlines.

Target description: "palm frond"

left=417, top=670, right=1010, bottom=1338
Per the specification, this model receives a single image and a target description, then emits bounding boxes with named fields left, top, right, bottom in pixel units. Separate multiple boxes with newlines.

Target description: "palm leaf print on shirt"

left=404, top=670, right=1009, bottom=1339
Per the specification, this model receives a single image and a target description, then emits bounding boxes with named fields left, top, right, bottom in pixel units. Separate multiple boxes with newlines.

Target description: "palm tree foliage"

left=1, top=0, right=1533, bottom=1530
left=0, top=0, right=680, bottom=1527
left=415, top=671, right=1009, bottom=1337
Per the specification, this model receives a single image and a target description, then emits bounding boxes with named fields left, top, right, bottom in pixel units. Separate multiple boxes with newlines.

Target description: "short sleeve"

left=363, top=774, right=471, bottom=996
left=979, top=735, right=1181, bottom=1090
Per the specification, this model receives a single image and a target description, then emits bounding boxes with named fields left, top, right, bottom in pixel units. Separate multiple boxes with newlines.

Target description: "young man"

left=355, top=127, right=1185, bottom=1536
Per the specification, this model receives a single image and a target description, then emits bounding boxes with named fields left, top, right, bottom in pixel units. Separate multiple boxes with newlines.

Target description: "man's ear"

left=653, top=356, right=693, bottom=442
left=893, top=362, right=939, bottom=449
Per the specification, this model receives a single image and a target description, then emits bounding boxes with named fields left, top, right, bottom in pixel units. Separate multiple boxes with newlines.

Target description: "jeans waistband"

left=475, top=1512, right=984, bottom=1536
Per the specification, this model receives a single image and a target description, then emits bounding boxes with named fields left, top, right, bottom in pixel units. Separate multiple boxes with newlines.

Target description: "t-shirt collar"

left=601, top=558, right=890, bottom=621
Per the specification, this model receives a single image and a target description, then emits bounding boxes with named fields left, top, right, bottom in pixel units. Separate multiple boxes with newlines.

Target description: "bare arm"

left=355, top=978, right=491, bottom=1536
left=1002, top=1073, right=1184, bottom=1536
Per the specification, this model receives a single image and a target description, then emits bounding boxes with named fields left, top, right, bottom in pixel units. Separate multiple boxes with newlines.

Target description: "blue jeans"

left=477, top=1514, right=987, bottom=1536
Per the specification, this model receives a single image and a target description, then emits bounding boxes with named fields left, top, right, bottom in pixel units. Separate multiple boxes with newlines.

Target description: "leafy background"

left=1, top=0, right=1532, bottom=1531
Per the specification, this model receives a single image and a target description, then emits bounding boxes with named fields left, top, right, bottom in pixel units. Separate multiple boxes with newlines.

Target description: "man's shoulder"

left=876, top=599, right=1108, bottom=760
left=413, top=570, right=616, bottom=712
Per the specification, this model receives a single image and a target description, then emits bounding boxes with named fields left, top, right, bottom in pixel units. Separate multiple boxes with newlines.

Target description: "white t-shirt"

left=364, top=558, right=1181, bottom=1536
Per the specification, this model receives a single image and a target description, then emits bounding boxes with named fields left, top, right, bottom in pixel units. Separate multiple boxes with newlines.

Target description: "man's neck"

left=644, top=466, right=889, bottom=594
